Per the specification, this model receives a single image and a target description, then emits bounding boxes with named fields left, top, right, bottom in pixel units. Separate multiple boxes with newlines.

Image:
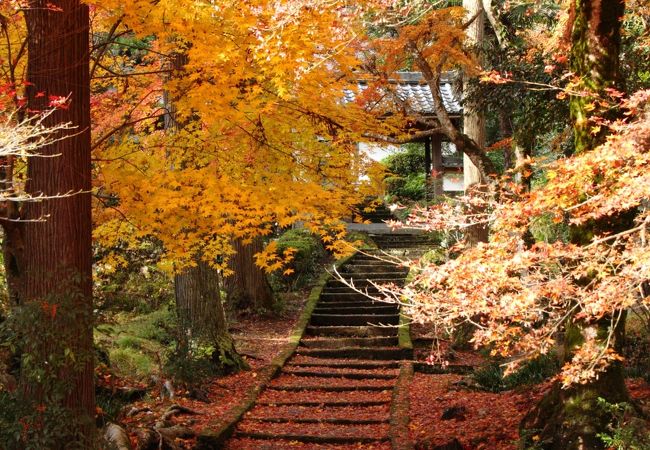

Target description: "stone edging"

left=390, top=360, right=415, bottom=450
left=398, top=307, right=413, bottom=358
left=196, top=253, right=356, bottom=449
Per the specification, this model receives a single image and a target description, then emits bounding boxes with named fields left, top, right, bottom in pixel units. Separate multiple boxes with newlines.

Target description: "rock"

left=103, top=423, right=132, bottom=450
left=441, top=405, right=467, bottom=421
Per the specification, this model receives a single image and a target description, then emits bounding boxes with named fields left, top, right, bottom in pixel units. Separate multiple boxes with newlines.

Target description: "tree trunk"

left=10, top=0, right=94, bottom=445
left=225, top=237, right=275, bottom=311
left=161, top=50, right=243, bottom=371
left=175, top=261, right=245, bottom=371
left=569, top=0, right=624, bottom=154
left=520, top=1, right=630, bottom=447
left=520, top=317, right=629, bottom=449
left=463, top=0, right=488, bottom=244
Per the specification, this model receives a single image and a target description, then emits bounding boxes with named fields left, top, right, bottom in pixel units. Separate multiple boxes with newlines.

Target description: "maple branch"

left=90, top=17, right=124, bottom=80
left=587, top=216, right=650, bottom=248
left=92, top=112, right=166, bottom=151
left=407, top=42, right=497, bottom=181
left=92, top=63, right=171, bottom=80
left=362, top=128, right=443, bottom=144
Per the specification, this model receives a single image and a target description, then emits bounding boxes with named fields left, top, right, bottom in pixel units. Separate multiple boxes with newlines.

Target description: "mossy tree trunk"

left=569, top=0, right=625, bottom=154
left=225, top=237, right=275, bottom=311
left=521, top=315, right=629, bottom=449
left=175, top=261, right=246, bottom=372
left=520, top=1, right=630, bottom=448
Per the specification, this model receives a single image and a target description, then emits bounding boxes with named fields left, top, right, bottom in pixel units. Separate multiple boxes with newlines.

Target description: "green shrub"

left=382, top=143, right=425, bottom=176
left=94, top=239, right=174, bottom=314
left=163, top=347, right=222, bottom=386
left=472, top=353, right=560, bottom=392
left=271, top=229, right=325, bottom=290
left=384, top=173, right=426, bottom=200
left=597, top=398, right=650, bottom=449
left=115, top=335, right=143, bottom=350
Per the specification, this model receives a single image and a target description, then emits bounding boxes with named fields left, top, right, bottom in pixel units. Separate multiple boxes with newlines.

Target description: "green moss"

left=108, top=348, right=154, bottom=378
left=115, top=335, right=143, bottom=350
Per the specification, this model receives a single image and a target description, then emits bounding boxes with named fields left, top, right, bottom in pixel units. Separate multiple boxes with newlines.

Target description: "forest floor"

left=103, top=304, right=650, bottom=449
left=98, top=290, right=309, bottom=448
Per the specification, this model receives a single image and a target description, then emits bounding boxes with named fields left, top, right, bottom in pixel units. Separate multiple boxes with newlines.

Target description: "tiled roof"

left=344, top=72, right=461, bottom=116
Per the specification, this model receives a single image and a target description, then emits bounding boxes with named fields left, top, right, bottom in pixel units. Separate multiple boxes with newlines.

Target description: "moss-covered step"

left=295, top=346, right=405, bottom=360
left=299, top=336, right=398, bottom=348
left=313, top=305, right=398, bottom=315
left=305, top=325, right=397, bottom=337
left=310, top=313, right=399, bottom=327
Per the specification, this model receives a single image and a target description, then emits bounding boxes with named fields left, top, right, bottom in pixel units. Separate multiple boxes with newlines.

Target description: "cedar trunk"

left=17, top=0, right=94, bottom=445
left=225, top=237, right=275, bottom=311
left=462, top=0, right=489, bottom=245
left=175, top=261, right=245, bottom=371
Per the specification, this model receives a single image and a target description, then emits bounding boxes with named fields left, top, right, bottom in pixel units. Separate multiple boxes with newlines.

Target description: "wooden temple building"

left=346, top=72, right=465, bottom=196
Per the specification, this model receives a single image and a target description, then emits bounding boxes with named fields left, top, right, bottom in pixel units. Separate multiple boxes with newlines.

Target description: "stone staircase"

left=225, top=234, right=429, bottom=449
left=358, top=201, right=395, bottom=224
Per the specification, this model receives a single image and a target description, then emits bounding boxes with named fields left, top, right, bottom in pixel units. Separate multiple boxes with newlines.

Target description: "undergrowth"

left=473, top=353, right=560, bottom=393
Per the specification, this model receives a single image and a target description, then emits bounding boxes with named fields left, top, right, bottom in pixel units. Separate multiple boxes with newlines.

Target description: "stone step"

left=244, top=417, right=389, bottom=425
left=319, top=292, right=385, bottom=302
left=334, top=271, right=407, bottom=279
left=305, top=325, right=396, bottom=337
left=320, top=287, right=382, bottom=295
left=267, top=384, right=393, bottom=392
left=313, top=305, right=398, bottom=315
left=339, top=265, right=409, bottom=274
left=315, top=300, right=394, bottom=309
left=234, top=431, right=388, bottom=444
left=310, top=313, right=399, bottom=327
left=287, top=356, right=400, bottom=369
left=369, top=233, right=430, bottom=241
left=325, top=278, right=405, bottom=289
left=282, top=366, right=398, bottom=379
left=346, top=257, right=401, bottom=264
left=244, top=404, right=390, bottom=422
left=296, top=346, right=405, bottom=360
left=256, top=388, right=391, bottom=406
left=300, top=336, right=398, bottom=348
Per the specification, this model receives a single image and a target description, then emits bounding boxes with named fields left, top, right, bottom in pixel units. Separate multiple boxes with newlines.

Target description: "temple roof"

left=344, top=72, right=461, bottom=116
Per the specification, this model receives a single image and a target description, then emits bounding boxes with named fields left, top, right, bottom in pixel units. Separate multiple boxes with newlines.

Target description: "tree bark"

left=520, top=316, right=629, bottom=449
left=520, top=1, right=631, bottom=447
left=225, top=237, right=275, bottom=311
left=569, top=0, right=624, bottom=154
left=10, top=0, right=94, bottom=445
left=175, top=261, right=245, bottom=371
left=463, top=0, right=489, bottom=244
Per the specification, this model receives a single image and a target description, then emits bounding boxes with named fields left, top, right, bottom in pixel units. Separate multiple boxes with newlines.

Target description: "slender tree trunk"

left=463, top=0, right=488, bottom=244
left=8, top=0, right=94, bottom=445
left=225, top=237, right=275, bottom=311
left=175, top=261, right=245, bottom=371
